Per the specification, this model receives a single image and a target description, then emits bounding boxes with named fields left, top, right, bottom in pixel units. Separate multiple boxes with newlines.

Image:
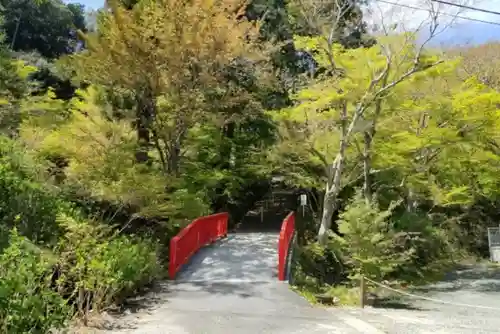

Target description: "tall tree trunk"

left=211, top=122, right=236, bottom=213
left=362, top=74, right=388, bottom=203
left=221, top=122, right=235, bottom=169
left=362, top=130, right=373, bottom=203
left=151, top=128, right=168, bottom=175
left=134, top=90, right=154, bottom=164
left=167, top=141, right=181, bottom=176
left=166, top=120, right=186, bottom=176
left=404, top=111, right=429, bottom=211
left=318, top=190, right=338, bottom=245
left=318, top=101, right=348, bottom=245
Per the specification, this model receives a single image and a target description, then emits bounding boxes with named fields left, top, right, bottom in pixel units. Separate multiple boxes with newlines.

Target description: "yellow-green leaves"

left=12, top=60, right=37, bottom=80
left=277, top=33, right=500, bottom=207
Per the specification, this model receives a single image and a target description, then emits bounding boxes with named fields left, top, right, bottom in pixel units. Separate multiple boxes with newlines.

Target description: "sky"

left=66, top=0, right=103, bottom=9
left=364, top=0, right=500, bottom=45
left=67, top=0, right=500, bottom=45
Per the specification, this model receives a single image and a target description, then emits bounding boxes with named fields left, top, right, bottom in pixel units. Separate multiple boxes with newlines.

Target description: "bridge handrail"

left=169, top=212, right=229, bottom=279
left=278, top=211, right=295, bottom=281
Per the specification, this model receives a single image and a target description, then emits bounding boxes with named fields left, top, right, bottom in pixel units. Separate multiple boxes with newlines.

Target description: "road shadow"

left=413, top=264, right=500, bottom=294
left=73, top=283, right=169, bottom=331
left=169, top=280, right=274, bottom=299
left=119, top=284, right=166, bottom=314
left=372, top=297, right=426, bottom=310
left=175, top=232, right=279, bottom=282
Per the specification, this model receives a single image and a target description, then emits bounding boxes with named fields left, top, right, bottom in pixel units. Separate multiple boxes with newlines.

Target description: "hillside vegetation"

left=1, top=0, right=500, bottom=330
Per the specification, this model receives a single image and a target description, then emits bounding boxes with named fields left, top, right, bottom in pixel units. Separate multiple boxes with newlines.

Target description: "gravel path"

left=91, top=233, right=365, bottom=334
left=343, top=263, right=500, bottom=333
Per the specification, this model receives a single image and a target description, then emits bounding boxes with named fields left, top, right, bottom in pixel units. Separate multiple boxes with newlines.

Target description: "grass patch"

left=291, top=285, right=318, bottom=304
left=291, top=283, right=361, bottom=307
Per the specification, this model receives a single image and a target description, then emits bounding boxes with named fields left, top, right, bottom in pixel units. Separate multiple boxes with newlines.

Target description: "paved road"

left=103, top=233, right=365, bottom=334
left=96, top=234, right=500, bottom=334
left=344, top=263, right=500, bottom=334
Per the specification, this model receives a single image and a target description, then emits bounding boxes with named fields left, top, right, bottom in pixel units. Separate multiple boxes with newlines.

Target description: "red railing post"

left=169, top=236, right=178, bottom=279
left=168, top=212, right=229, bottom=280
left=278, top=212, right=295, bottom=281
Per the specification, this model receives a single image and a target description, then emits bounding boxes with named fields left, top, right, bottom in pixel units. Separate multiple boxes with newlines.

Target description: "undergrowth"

left=0, top=138, right=164, bottom=331
left=291, top=191, right=462, bottom=306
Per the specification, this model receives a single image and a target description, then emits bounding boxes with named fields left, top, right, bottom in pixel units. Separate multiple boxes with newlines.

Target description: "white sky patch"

left=362, top=0, right=500, bottom=36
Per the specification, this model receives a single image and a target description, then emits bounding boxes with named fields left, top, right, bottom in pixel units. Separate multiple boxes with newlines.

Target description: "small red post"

left=278, top=212, right=295, bottom=281
left=169, top=236, right=178, bottom=279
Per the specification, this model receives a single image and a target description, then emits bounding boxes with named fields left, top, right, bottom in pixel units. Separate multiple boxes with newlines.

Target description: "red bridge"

left=125, top=211, right=378, bottom=333
left=168, top=211, right=295, bottom=282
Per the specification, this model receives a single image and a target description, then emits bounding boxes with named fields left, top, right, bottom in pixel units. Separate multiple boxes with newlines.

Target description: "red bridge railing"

left=278, top=211, right=295, bottom=281
left=169, top=212, right=229, bottom=279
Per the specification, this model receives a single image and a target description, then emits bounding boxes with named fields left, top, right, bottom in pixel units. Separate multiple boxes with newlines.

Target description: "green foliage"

left=0, top=0, right=87, bottom=59
left=183, top=118, right=275, bottom=205
left=292, top=241, right=344, bottom=285
left=334, top=193, right=408, bottom=281
left=20, top=86, right=211, bottom=224
left=332, top=192, right=440, bottom=283
left=0, top=135, right=162, bottom=330
left=55, top=213, right=160, bottom=315
left=388, top=209, right=456, bottom=282
left=0, top=137, right=70, bottom=245
left=0, top=46, right=34, bottom=135
left=292, top=191, right=457, bottom=300
left=0, top=229, right=71, bottom=333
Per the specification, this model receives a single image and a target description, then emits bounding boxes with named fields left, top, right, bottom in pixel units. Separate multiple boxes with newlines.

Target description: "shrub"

left=0, top=137, right=70, bottom=245
left=0, top=163, right=71, bottom=245
left=0, top=229, right=71, bottom=333
left=0, top=136, right=162, bottom=328
left=334, top=192, right=411, bottom=281
left=292, top=242, right=344, bottom=287
left=54, top=213, right=161, bottom=319
left=335, top=191, right=454, bottom=284
left=388, top=210, right=456, bottom=282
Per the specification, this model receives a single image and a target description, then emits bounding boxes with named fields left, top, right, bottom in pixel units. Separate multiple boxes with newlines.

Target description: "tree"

left=273, top=1, right=468, bottom=244
left=286, top=0, right=375, bottom=48
left=72, top=0, right=266, bottom=172
left=0, top=20, right=38, bottom=137
left=0, top=0, right=86, bottom=59
left=456, top=42, right=500, bottom=90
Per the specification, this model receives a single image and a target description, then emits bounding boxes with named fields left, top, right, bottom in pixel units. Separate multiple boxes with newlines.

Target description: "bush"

left=291, top=190, right=457, bottom=302
left=0, top=229, right=71, bottom=333
left=334, top=192, right=411, bottom=282
left=0, top=137, right=70, bottom=246
left=0, top=136, right=163, bottom=330
left=54, top=213, right=161, bottom=318
left=292, top=242, right=344, bottom=287
left=0, top=163, right=71, bottom=245
left=334, top=191, right=455, bottom=284
left=388, top=210, right=456, bottom=282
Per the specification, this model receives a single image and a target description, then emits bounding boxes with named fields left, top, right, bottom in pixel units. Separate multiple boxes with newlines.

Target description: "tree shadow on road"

left=171, top=280, right=270, bottom=298
left=175, top=233, right=279, bottom=282
left=413, top=264, right=500, bottom=294
left=371, top=295, right=426, bottom=311
left=73, top=283, right=168, bottom=331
